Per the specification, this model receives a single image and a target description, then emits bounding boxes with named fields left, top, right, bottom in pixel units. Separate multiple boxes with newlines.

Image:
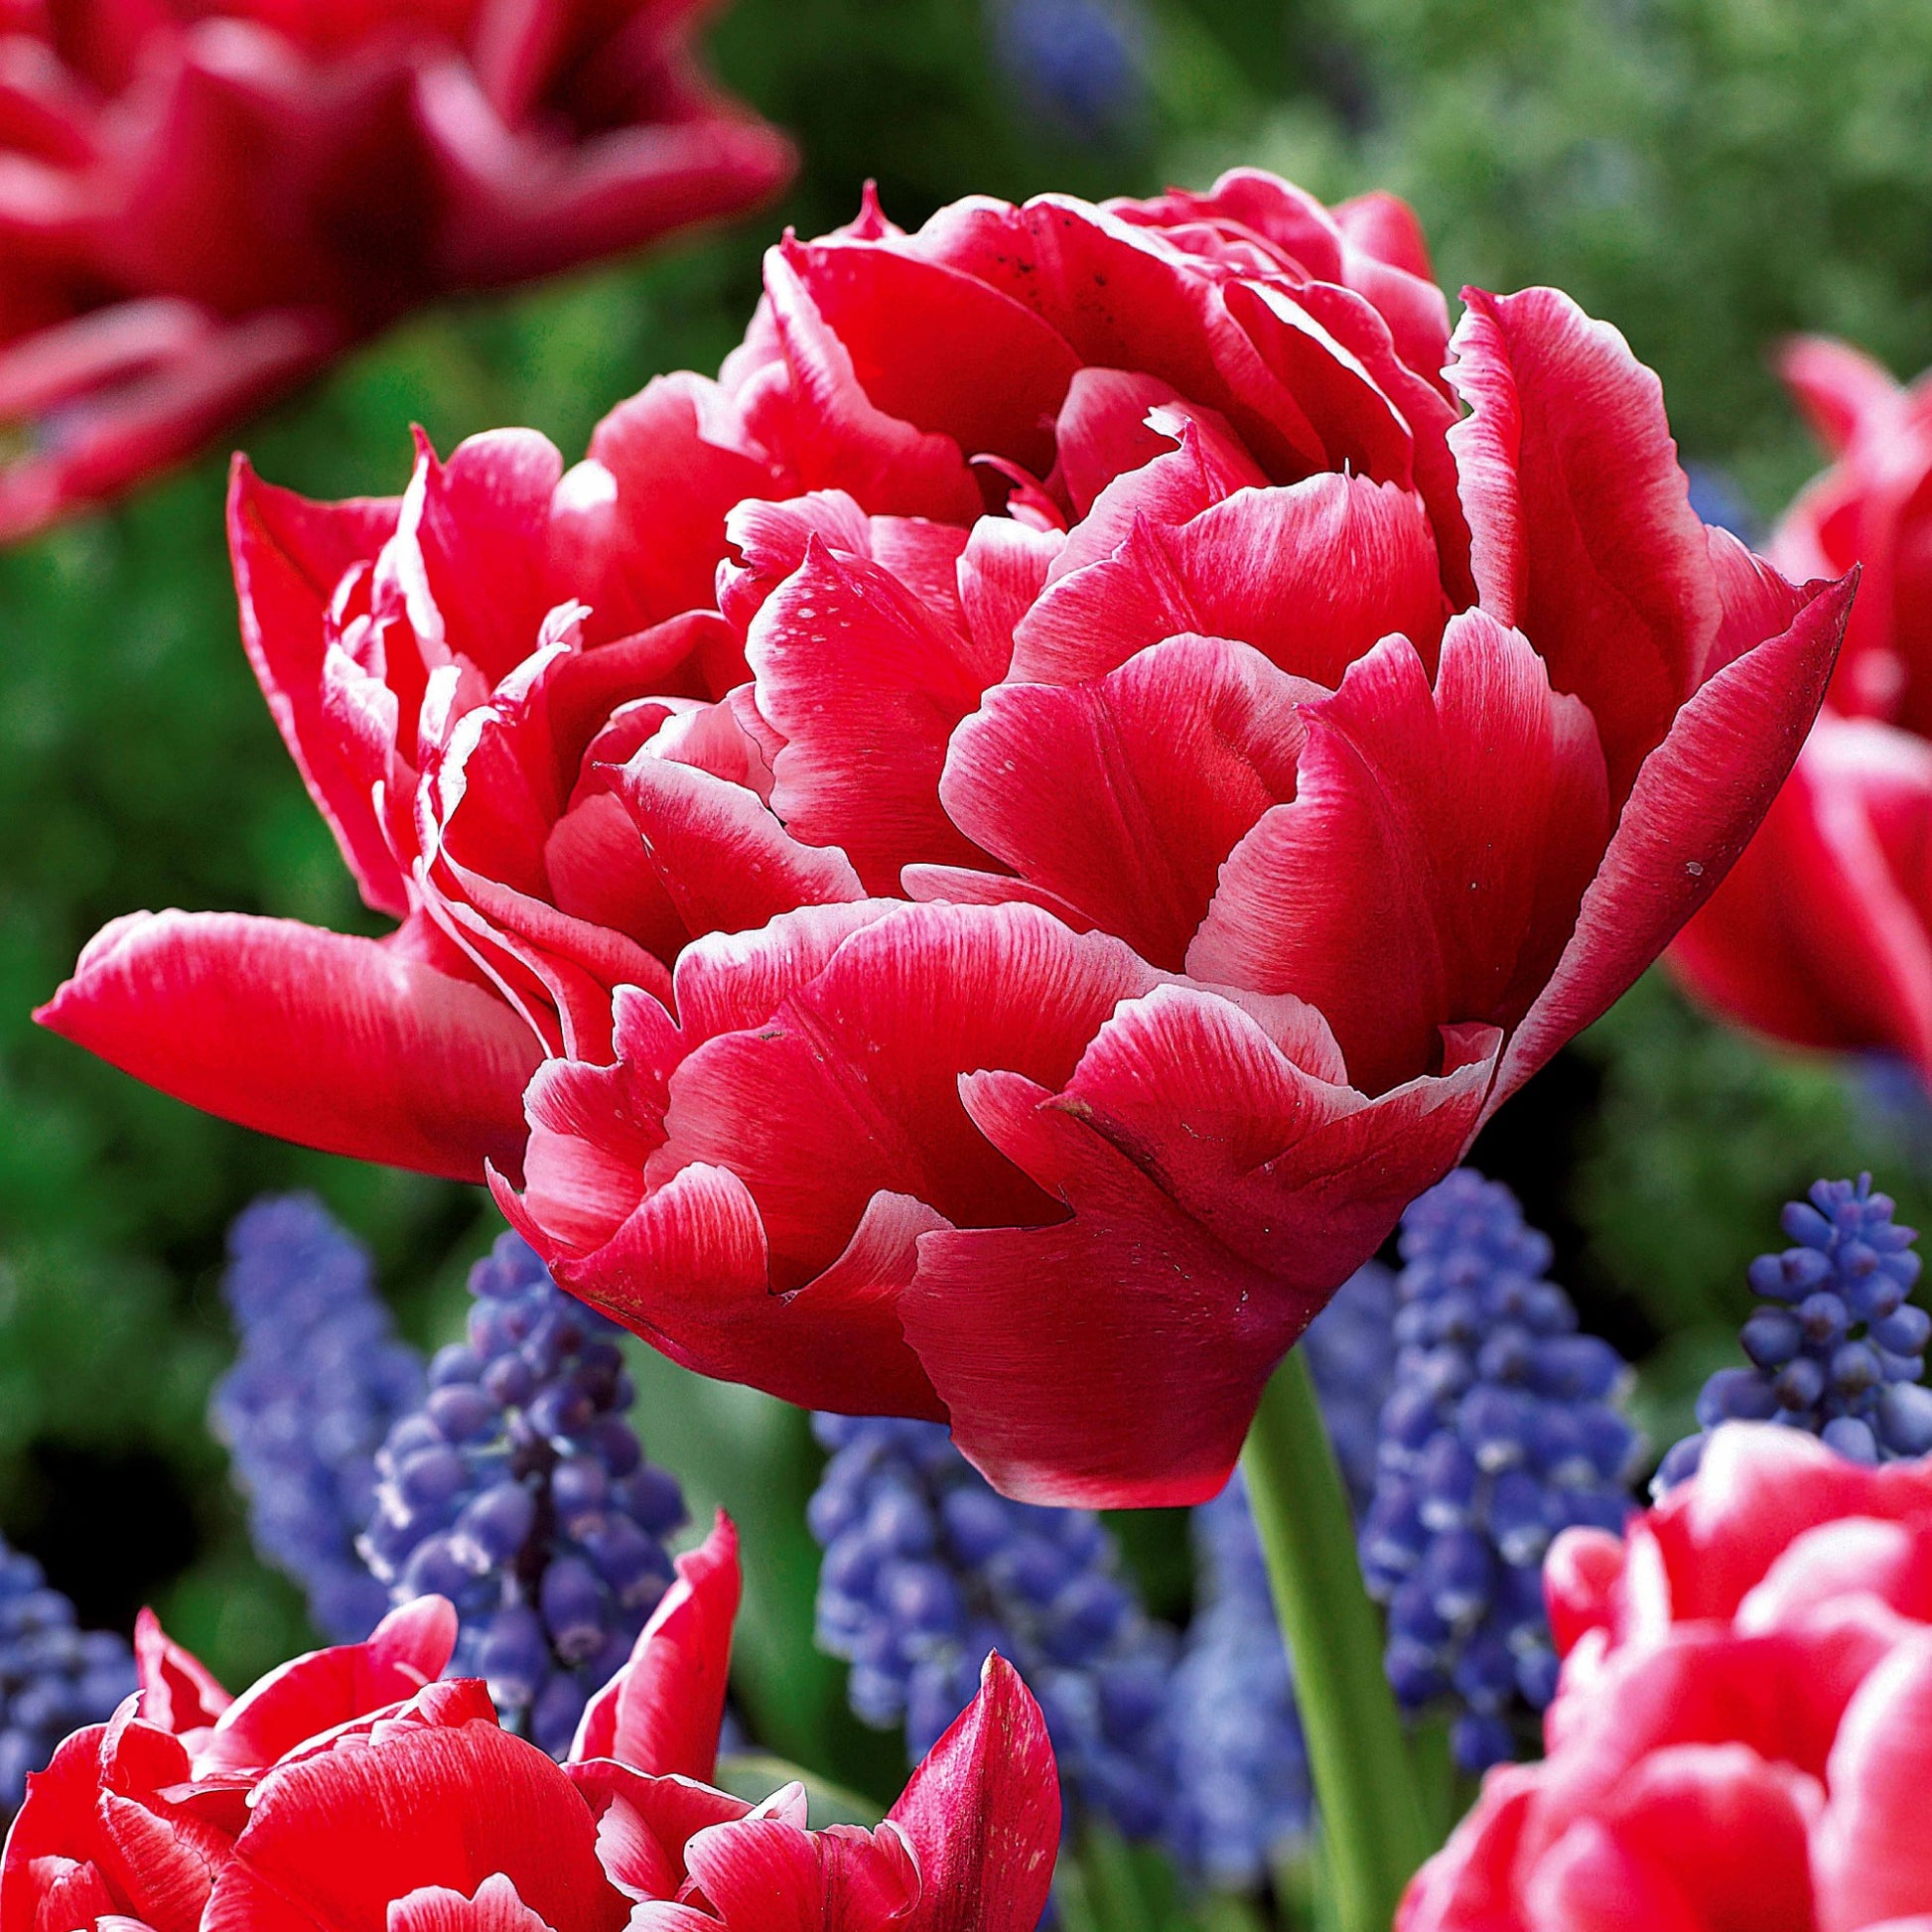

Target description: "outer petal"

left=1669, top=715, right=1932, bottom=1079
left=897, top=990, right=1497, bottom=1506
left=133, top=1608, right=232, bottom=1738
left=570, top=1514, right=739, bottom=1781
left=1486, top=571, right=1854, bottom=1116
left=37, top=911, right=541, bottom=1181
left=1813, top=1636, right=1932, bottom=1932
left=1778, top=335, right=1900, bottom=457
left=1520, top=1819, right=1706, bottom=1932
left=1446, top=286, right=1722, bottom=800
left=1590, top=1743, right=1819, bottom=1932
left=889, top=1655, right=1060, bottom=1932
left=228, top=455, right=408, bottom=916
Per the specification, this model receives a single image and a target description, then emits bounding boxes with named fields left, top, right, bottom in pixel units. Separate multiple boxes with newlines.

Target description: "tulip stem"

left=1241, top=1350, right=1434, bottom=1932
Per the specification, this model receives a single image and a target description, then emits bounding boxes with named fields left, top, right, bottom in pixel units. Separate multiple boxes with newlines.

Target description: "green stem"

left=1241, top=1351, right=1434, bottom=1932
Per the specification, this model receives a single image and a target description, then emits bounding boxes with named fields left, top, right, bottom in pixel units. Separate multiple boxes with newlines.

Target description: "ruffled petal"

left=1009, top=471, right=1445, bottom=688
left=1189, top=616, right=1609, bottom=1096
left=1813, top=1637, right=1932, bottom=1932
left=940, top=634, right=1312, bottom=969
left=746, top=537, right=1005, bottom=892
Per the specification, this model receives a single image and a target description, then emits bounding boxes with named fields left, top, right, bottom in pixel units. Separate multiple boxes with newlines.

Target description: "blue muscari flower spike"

left=0, top=1536, right=135, bottom=1827
left=359, top=1233, right=687, bottom=1760
left=984, top=0, right=1151, bottom=147
left=1360, top=1171, right=1638, bottom=1776
left=1166, top=1263, right=1398, bottom=1890
left=1656, top=1174, right=1932, bottom=1493
left=209, top=1194, right=425, bottom=1644
left=808, top=1413, right=1174, bottom=1842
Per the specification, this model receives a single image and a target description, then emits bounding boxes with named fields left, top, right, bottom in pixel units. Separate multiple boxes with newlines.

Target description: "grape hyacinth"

left=808, top=1414, right=1174, bottom=1840
left=1656, top=1174, right=1932, bottom=1492
left=1360, top=1171, right=1639, bottom=1775
left=0, top=1535, right=134, bottom=1827
left=984, top=0, right=1150, bottom=146
left=209, top=1194, right=425, bottom=1643
left=1167, top=1263, right=1397, bottom=1890
left=359, top=1233, right=687, bottom=1758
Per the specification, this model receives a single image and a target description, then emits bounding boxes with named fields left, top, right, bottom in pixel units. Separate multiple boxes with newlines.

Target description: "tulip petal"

left=553, top=372, right=788, bottom=643
left=898, top=1063, right=1311, bottom=1509
left=205, top=1720, right=622, bottom=1932
left=913, top=194, right=1326, bottom=479
left=1778, top=335, right=1900, bottom=457
left=195, top=1596, right=458, bottom=1779
left=1522, top=1818, right=1706, bottom=1932
left=751, top=244, right=983, bottom=522
left=134, top=1609, right=232, bottom=1736
left=940, top=634, right=1312, bottom=970
left=570, top=1515, right=739, bottom=1780
left=889, top=1655, right=1061, bottom=1932
left=36, top=911, right=541, bottom=1181
left=389, top=1874, right=556, bottom=1932
left=1190, top=616, right=1609, bottom=1096
left=605, top=751, right=865, bottom=935
left=655, top=903, right=1160, bottom=1286
left=784, top=233, right=1082, bottom=479
left=748, top=537, right=1005, bottom=892
left=1814, top=1636, right=1932, bottom=1932
left=392, top=427, right=566, bottom=680
left=1669, top=715, right=1932, bottom=1079
left=1447, top=285, right=1722, bottom=799
left=1488, top=571, right=1854, bottom=1115
left=228, top=455, right=408, bottom=917
left=1009, top=471, right=1445, bottom=688
left=663, top=1813, right=917, bottom=1930
left=1596, top=1743, right=1818, bottom=1932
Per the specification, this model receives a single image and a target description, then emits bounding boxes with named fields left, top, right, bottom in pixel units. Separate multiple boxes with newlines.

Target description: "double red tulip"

left=0, top=1516, right=1061, bottom=1932
left=0, top=0, right=793, bottom=538
left=40, top=172, right=1853, bottom=1505
left=1400, top=1424, right=1932, bottom=1932
left=1674, top=339, right=1932, bottom=1081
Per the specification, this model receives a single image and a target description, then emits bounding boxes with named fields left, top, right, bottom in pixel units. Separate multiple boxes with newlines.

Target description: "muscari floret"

left=1359, top=1170, right=1638, bottom=1774
left=209, top=1193, right=424, bottom=1642
left=0, top=1535, right=134, bottom=1826
left=359, top=1233, right=686, bottom=1758
left=1656, top=1173, right=1932, bottom=1491
left=809, top=1411, right=1174, bottom=1843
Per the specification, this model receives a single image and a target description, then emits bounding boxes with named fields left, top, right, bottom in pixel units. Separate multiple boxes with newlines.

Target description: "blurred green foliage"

left=8, top=0, right=1932, bottom=1854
